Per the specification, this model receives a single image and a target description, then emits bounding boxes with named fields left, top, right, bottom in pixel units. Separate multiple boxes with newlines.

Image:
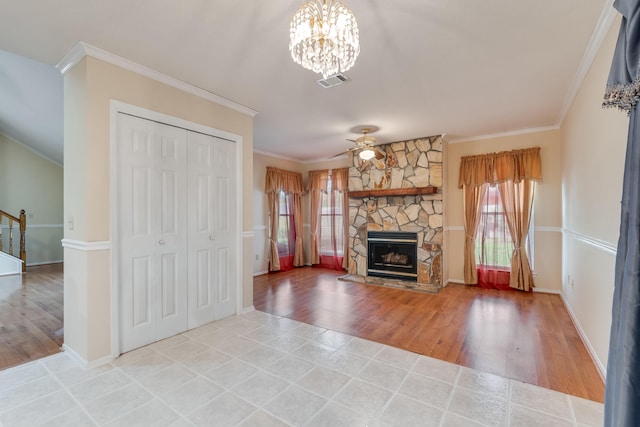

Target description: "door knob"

left=209, top=236, right=215, bottom=241
left=159, top=240, right=165, bottom=245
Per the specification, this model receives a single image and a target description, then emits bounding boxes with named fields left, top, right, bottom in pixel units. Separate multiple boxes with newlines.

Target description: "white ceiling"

left=0, top=0, right=614, bottom=164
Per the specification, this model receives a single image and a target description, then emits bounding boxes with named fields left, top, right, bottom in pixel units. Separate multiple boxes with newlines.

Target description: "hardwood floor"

left=0, top=264, right=63, bottom=371
left=254, top=267, right=605, bottom=402
left=0, top=263, right=605, bottom=403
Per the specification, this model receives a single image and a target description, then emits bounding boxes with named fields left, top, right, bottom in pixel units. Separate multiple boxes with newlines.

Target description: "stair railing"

left=0, top=209, right=26, bottom=273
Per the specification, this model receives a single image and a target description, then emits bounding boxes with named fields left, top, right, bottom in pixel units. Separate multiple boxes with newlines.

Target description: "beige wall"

left=0, top=133, right=64, bottom=265
left=64, top=56, right=254, bottom=363
left=252, top=152, right=350, bottom=274
left=446, top=129, right=563, bottom=291
left=561, top=16, right=628, bottom=373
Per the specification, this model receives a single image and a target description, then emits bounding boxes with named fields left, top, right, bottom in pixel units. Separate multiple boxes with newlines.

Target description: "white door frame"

left=109, top=100, right=244, bottom=358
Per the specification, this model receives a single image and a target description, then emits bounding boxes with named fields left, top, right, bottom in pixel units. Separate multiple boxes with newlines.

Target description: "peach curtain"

left=308, top=168, right=349, bottom=269
left=458, top=147, right=542, bottom=188
left=265, top=167, right=305, bottom=271
left=458, top=147, right=542, bottom=288
left=292, top=193, right=304, bottom=267
left=498, top=179, right=536, bottom=291
left=463, top=184, right=487, bottom=284
left=308, top=170, right=325, bottom=264
left=267, top=191, right=280, bottom=271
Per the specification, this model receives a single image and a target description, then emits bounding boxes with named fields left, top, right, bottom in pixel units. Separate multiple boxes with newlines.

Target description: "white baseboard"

left=446, top=279, right=466, bottom=285
left=239, top=305, right=256, bottom=315
left=559, top=293, right=606, bottom=381
left=532, top=288, right=561, bottom=294
left=62, top=344, right=114, bottom=369
left=253, top=270, right=268, bottom=277
left=27, top=260, right=64, bottom=267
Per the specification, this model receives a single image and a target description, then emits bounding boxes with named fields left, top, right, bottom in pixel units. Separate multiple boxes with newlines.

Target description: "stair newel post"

left=19, top=209, right=26, bottom=273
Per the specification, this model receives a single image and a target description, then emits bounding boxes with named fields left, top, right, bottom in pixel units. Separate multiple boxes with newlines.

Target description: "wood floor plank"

left=0, top=264, right=63, bottom=371
left=254, top=267, right=605, bottom=402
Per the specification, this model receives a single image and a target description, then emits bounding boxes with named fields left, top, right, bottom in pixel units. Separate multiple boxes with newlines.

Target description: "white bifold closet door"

left=187, top=131, right=237, bottom=327
left=117, top=113, right=236, bottom=353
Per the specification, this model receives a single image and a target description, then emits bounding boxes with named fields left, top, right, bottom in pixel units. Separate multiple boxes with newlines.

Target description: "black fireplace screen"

left=367, top=231, right=418, bottom=281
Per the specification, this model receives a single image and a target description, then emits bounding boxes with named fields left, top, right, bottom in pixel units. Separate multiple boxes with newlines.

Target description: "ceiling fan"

left=331, top=127, right=385, bottom=160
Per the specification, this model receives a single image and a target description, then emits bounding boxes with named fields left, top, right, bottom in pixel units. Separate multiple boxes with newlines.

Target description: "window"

left=319, top=178, right=345, bottom=256
left=276, top=191, right=295, bottom=258
left=309, top=168, right=349, bottom=271
left=475, top=184, right=534, bottom=271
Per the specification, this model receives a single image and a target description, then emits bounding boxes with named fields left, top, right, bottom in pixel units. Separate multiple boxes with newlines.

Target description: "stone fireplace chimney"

left=347, top=136, right=443, bottom=293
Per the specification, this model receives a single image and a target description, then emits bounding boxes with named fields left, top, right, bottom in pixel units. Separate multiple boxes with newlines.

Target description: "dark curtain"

left=604, top=1, right=640, bottom=425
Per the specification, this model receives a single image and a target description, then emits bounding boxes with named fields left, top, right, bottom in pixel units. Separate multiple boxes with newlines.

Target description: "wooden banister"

left=0, top=209, right=27, bottom=273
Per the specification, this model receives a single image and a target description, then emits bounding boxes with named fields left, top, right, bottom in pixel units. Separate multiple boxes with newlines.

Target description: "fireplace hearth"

left=368, top=231, right=418, bottom=281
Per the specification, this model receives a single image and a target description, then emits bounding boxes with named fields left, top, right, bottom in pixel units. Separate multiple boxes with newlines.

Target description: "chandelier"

left=289, top=0, right=360, bottom=79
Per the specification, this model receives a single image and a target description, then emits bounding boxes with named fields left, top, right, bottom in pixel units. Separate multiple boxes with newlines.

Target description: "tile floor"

left=0, top=311, right=604, bottom=427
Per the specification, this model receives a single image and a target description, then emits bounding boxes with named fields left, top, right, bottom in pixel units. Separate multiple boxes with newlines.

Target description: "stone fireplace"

left=346, top=135, right=443, bottom=293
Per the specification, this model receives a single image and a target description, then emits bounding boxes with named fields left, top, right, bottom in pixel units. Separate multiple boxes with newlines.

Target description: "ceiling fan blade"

left=329, top=148, right=356, bottom=158
left=374, top=147, right=385, bottom=160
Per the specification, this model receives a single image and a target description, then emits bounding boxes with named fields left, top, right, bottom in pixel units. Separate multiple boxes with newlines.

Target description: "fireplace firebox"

left=367, top=231, right=418, bottom=281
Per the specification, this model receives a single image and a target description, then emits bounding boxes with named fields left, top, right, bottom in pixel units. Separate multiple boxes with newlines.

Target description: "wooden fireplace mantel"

left=348, top=186, right=437, bottom=198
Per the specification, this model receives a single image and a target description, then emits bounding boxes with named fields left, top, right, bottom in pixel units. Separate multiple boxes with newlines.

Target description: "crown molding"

left=55, top=42, right=258, bottom=118
left=557, top=1, right=618, bottom=125
left=253, top=148, right=301, bottom=162
left=448, top=125, right=560, bottom=144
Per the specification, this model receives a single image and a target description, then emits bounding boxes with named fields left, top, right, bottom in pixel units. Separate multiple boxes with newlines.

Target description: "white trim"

left=62, top=344, right=113, bottom=369
left=253, top=148, right=349, bottom=164
left=0, top=130, right=63, bottom=167
left=238, top=305, right=256, bottom=315
left=446, top=279, right=466, bottom=285
left=57, top=42, right=258, bottom=118
left=253, top=148, right=301, bottom=162
left=445, top=225, right=562, bottom=233
left=532, top=288, right=561, bottom=295
left=557, top=2, right=617, bottom=125
left=61, top=239, right=111, bottom=251
left=447, top=125, right=559, bottom=144
left=28, top=260, right=63, bottom=267
left=564, top=228, right=617, bottom=255
left=535, top=226, right=562, bottom=233
left=253, top=270, right=268, bottom=277
left=242, top=231, right=255, bottom=238
left=0, top=224, right=64, bottom=230
left=560, top=294, right=607, bottom=381
left=253, top=225, right=267, bottom=231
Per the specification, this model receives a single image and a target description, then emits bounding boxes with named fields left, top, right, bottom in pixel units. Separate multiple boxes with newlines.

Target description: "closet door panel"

left=212, top=139, right=237, bottom=319
left=118, top=114, right=160, bottom=352
left=154, top=123, right=188, bottom=341
left=187, top=132, right=218, bottom=327
left=118, top=115, right=188, bottom=351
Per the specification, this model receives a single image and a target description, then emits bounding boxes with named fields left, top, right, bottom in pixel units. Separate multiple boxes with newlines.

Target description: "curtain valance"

left=458, top=147, right=542, bottom=188
left=265, top=167, right=305, bottom=194
left=307, top=168, right=349, bottom=192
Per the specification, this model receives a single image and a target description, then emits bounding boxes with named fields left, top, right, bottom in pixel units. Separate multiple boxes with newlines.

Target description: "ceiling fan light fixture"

left=359, top=148, right=375, bottom=160
left=289, top=0, right=360, bottom=79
